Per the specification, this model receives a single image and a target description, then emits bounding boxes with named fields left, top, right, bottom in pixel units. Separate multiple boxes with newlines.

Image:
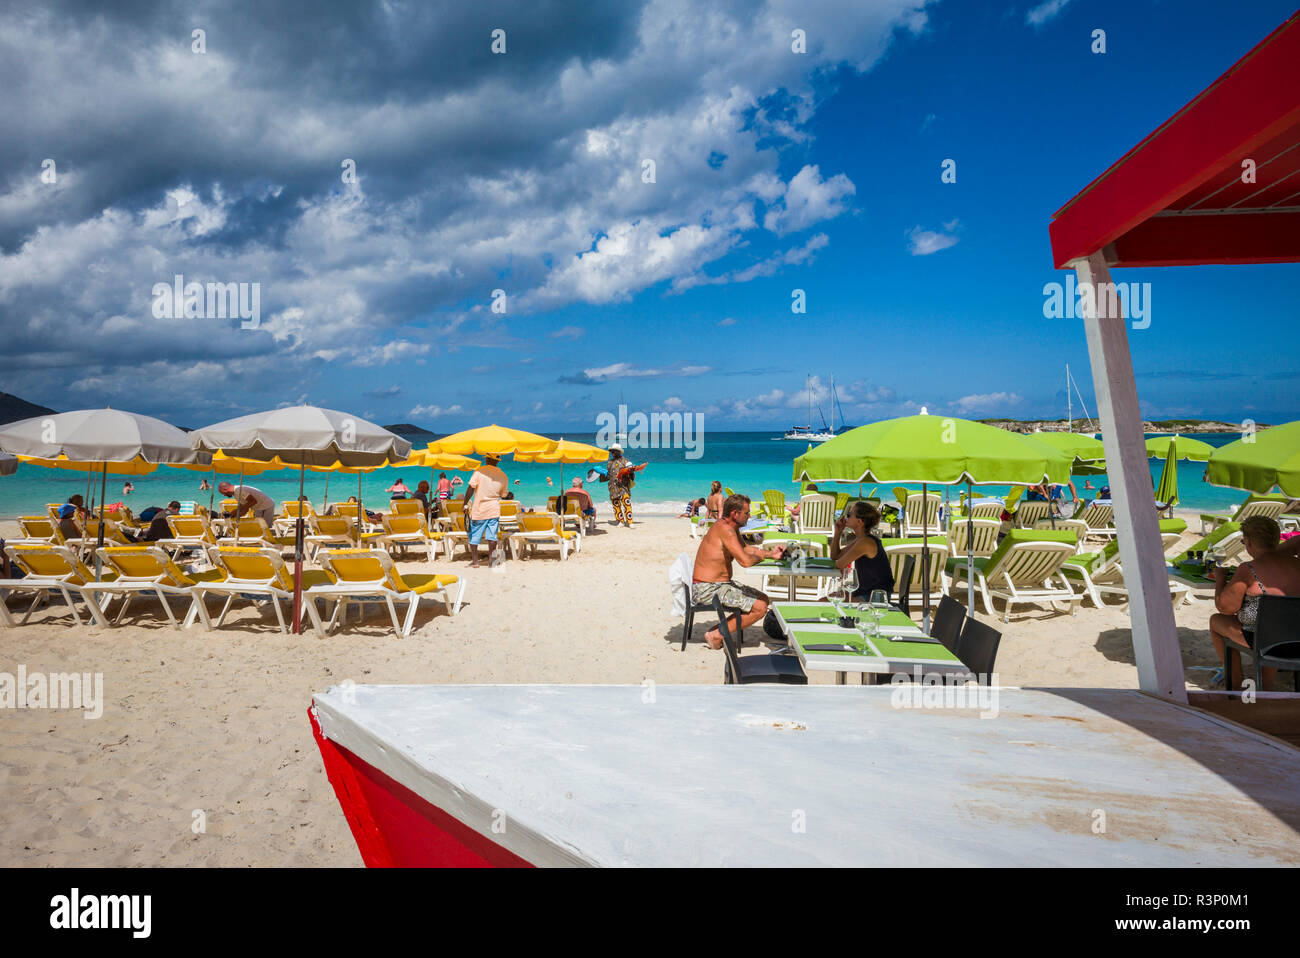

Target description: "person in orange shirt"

left=462, top=453, right=508, bottom=567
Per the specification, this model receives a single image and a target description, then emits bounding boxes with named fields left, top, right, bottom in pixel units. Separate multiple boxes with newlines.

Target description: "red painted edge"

left=309, top=706, right=535, bottom=868
left=1109, top=209, right=1300, bottom=267
left=1049, top=12, right=1300, bottom=268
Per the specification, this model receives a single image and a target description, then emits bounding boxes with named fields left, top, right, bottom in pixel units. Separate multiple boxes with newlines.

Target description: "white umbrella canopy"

left=188, top=405, right=412, bottom=466
left=0, top=407, right=208, bottom=464
left=189, top=406, right=413, bottom=635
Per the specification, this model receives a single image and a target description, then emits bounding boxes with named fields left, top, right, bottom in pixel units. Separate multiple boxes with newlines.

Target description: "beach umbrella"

left=425, top=424, right=557, bottom=458
left=794, top=414, right=1071, bottom=627
left=190, top=407, right=412, bottom=634
left=1206, top=420, right=1300, bottom=498
left=1155, top=439, right=1179, bottom=513
left=1030, top=432, right=1107, bottom=473
left=0, top=408, right=209, bottom=572
left=1145, top=435, right=1214, bottom=460
left=514, top=438, right=607, bottom=500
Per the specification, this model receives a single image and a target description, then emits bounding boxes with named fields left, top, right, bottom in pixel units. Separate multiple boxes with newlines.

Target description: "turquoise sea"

left=0, top=431, right=1254, bottom=519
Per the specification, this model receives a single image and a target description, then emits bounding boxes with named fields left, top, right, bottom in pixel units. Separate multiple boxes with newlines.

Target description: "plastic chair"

left=1228, top=595, right=1300, bottom=693
left=680, top=584, right=745, bottom=651
left=712, top=597, right=806, bottom=686
left=931, top=594, right=966, bottom=653
left=955, top=616, right=1002, bottom=683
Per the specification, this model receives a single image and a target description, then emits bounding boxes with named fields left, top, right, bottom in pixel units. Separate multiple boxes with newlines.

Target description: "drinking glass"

left=869, top=589, right=889, bottom=630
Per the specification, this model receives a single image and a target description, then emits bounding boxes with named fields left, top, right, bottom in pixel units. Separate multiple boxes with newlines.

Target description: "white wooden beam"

left=1073, top=251, right=1186, bottom=702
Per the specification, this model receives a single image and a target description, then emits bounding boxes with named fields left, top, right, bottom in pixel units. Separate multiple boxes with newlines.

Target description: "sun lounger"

left=1199, top=494, right=1289, bottom=535
left=763, top=490, right=790, bottom=522
left=0, top=544, right=116, bottom=628
left=274, top=500, right=318, bottom=535
left=498, top=501, right=522, bottom=534
left=797, top=493, right=836, bottom=535
left=948, top=517, right=1001, bottom=560
left=389, top=499, right=423, bottom=517
left=380, top=513, right=447, bottom=562
left=1033, top=517, right=1090, bottom=551
left=84, top=545, right=227, bottom=629
left=311, top=548, right=464, bottom=638
left=304, top=515, right=385, bottom=560
left=156, top=514, right=219, bottom=559
left=217, top=516, right=297, bottom=550
left=947, top=529, right=1081, bottom=621
left=1061, top=519, right=1191, bottom=610
left=508, top=513, right=578, bottom=561
left=895, top=489, right=942, bottom=537
left=1013, top=500, right=1052, bottom=529
left=189, top=545, right=334, bottom=634
left=883, top=537, right=949, bottom=607
left=14, top=516, right=65, bottom=546
left=1170, top=521, right=1245, bottom=566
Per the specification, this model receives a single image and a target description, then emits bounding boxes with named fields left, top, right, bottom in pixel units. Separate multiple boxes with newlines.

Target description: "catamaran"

left=779, top=374, right=848, bottom=441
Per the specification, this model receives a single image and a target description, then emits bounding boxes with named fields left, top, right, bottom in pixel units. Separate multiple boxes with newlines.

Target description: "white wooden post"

left=1073, top=251, right=1186, bottom=702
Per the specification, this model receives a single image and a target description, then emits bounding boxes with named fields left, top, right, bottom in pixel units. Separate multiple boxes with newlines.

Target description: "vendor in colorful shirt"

left=602, top=445, right=647, bottom=527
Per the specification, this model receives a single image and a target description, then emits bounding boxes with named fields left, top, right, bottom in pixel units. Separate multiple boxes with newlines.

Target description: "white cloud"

left=907, top=221, right=961, bottom=256
left=717, top=317, right=737, bottom=326
left=1026, top=0, right=1074, bottom=27
left=763, top=166, right=856, bottom=235
left=549, top=325, right=585, bottom=340
left=952, top=392, right=1022, bottom=414
left=409, top=403, right=464, bottom=419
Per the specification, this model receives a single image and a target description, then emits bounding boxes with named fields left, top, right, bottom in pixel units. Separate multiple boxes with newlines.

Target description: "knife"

left=802, top=643, right=863, bottom=652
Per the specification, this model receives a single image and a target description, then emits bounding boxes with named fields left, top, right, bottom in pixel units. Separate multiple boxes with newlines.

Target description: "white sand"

left=0, top=512, right=1227, bottom=866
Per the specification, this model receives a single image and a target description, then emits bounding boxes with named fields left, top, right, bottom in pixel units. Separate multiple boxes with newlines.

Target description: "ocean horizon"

left=0, top=430, right=1256, bottom=518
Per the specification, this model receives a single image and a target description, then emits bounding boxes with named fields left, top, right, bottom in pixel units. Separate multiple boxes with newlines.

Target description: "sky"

left=0, top=0, right=1296, bottom=433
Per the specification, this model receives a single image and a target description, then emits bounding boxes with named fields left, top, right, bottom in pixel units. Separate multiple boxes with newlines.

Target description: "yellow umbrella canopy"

left=390, top=451, right=482, bottom=471
left=18, top=454, right=158, bottom=475
left=512, top=438, right=607, bottom=464
left=171, top=451, right=286, bottom=476
left=425, top=424, right=557, bottom=457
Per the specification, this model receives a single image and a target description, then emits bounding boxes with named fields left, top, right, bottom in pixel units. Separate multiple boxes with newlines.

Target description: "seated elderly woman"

left=1210, top=516, right=1300, bottom=691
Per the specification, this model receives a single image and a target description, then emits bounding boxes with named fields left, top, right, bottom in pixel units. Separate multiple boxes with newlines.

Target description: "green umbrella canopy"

left=793, top=415, right=1071, bottom=485
left=1206, top=420, right=1300, bottom=497
left=1155, top=439, right=1179, bottom=508
left=1026, top=432, right=1107, bottom=474
left=1145, top=435, right=1214, bottom=460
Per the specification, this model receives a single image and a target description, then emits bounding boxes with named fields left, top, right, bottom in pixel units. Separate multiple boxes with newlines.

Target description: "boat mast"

left=807, top=374, right=812, bottom=431
left=830, top=373, right=835, bottom=434
left=1067, top=364, right=1072, bottom=432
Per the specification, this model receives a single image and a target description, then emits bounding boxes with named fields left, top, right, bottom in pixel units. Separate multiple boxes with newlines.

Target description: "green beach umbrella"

left=1155, top=439, right=1179, bottom=512
left=1206, top=420, right=1300, bottom=497
left=1027, top=432, right=1107, bottom=475
left=794, top=415, right=1071, bottom=625
left=1145, top=435, right=1214, bottom=460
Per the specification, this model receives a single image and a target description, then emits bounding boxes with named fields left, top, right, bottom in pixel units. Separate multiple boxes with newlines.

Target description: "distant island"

left=979, top=418, right=1264, bottom=435
left=0, top=391, right=57, bottom=426
left=383, top=422, right=437, bottom=439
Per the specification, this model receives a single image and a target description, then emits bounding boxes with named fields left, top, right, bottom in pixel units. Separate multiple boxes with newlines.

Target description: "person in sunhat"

left=463, top=452, right=508, bottom=567
left=602, top=445, right=647, bottom=527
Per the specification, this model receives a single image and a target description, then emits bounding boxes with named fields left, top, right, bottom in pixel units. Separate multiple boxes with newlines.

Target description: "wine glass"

left=869, top=589, right=889, bottom=632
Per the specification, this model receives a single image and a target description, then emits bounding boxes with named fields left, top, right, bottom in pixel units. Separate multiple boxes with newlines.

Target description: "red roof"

left=1050, top=12, right=1300, bottom=269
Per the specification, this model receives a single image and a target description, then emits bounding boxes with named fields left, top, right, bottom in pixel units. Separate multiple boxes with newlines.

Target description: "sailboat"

left=780, top=374, right=844, bottom=441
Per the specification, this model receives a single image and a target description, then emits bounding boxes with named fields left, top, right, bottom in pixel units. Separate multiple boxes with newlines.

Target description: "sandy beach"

left=0, top=509, right=1231, bottom=867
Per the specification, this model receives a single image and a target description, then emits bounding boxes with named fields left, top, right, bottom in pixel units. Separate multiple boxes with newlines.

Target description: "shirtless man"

left=691, top=493, right=786, bottom=650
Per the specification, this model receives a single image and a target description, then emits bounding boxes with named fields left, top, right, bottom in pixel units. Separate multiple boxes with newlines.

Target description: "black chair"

left=954, top=616, right=1002, bottom=684
left=712, top=597, right=807, bottom=685
left=895, top=555, right=916, bottom=617
left=1227, top=595, right=1300, bottom=693
left=681, top=584, right=744, bottom=651
left=931, top=594, right=966, bottom=653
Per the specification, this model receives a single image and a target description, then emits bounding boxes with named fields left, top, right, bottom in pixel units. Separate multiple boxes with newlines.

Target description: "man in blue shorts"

left=463, top=453, right=508, bottom=568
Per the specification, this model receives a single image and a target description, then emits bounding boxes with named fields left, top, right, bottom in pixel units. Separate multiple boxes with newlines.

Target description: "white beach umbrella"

left=0, top=408, right=209, bottom=566
left=189, top=406, right=413, bottom=634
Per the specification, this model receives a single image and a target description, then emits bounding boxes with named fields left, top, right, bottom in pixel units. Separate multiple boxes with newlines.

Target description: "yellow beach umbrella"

left=425, top=424, right=557, bottom=458
left=513, top=438, right=607, bottom=495
left=18, top=454, right=158, bottom=475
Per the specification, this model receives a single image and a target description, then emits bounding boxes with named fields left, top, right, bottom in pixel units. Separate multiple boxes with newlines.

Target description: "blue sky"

left=1, top=0, right=1296, bottom=432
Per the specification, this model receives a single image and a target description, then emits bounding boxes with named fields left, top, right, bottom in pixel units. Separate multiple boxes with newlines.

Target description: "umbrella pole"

left=967, top=480, right=975, bottom=615
left=356, top=473, right=362, bottom=546
left=208, top=468, right=216, bottom=516
left=921, top=482, right=930, bottom=634
left=323, top=472, right=329, bottom=511
left=234, top=463, right=245, bottom=545
left=95, top=462, right=108, bottom=579
left=293, top=463, right=305, bottom=635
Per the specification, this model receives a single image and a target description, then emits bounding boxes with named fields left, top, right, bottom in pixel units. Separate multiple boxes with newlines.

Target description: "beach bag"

left=764, top=610, right=785, bottom=642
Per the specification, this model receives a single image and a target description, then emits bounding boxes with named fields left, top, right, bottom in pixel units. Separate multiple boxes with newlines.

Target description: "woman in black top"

left=829, top=501, right=894, bottom=600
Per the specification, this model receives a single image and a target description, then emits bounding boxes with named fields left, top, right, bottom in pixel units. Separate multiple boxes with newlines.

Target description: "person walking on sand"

left=691, top=494, right=786, bottom=649
left=462, top=453, right=508, bottom=567
left=602, top=445, right=647, bottom=527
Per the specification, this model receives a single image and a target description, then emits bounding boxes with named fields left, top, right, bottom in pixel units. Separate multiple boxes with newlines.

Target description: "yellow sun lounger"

left=311, top=548, right=464, bottom=638
left=380, top=513, right=447, bottom=562
left=1, top=544, right=117, bottom=628
left=190, top=546, right=335, bottom=635
left=507, top=513, right=579, bottom=561
left=84, top=545, right=227, bottom=629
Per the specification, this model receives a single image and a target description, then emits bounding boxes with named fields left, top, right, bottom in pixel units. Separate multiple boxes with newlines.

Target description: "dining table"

left=753, top=555, right=844, bottom=601
left=771, top=600, right=968, bottom=685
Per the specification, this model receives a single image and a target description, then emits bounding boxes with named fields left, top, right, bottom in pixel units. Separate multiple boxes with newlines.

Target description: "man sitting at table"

left=691, top=494, right=786, bottom=650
